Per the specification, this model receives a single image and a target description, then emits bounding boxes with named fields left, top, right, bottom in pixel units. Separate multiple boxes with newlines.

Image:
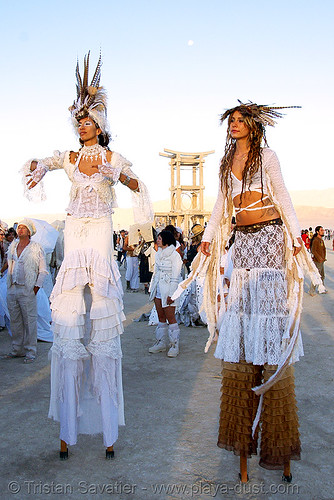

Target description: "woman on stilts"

left=172, top=101, right=324, bottom=482
left=23, top=52, right=153, bottom=460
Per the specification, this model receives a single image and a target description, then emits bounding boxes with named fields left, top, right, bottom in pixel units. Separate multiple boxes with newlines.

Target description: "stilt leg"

left=106, top=445, right=114, bottom=460
left=239, top=453, right=248, bottom=482
left=283, top=461, right=292, bottom=482
left=60, top=440, right=68, bottom=460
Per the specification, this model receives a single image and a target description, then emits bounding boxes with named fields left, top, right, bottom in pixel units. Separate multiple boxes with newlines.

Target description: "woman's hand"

left=26, top=160, right=39, bottom=189
left=200, top=241, right=211, bottom=256
left=293, top=237, right=303, bottom=256
left=26, top=175, right=37, bottom=190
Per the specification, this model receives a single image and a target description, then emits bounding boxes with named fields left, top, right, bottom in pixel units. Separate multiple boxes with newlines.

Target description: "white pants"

left=49, top=216, right=125, bottom=447
left=7, top=284, right=37, bottom=359
left=49, top=283, right=125, bottom=447
left=125, top=256, right=139, bottom=289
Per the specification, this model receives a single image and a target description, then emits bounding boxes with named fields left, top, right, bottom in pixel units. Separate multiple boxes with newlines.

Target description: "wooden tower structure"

left=154, top=148, right=214, bottom=235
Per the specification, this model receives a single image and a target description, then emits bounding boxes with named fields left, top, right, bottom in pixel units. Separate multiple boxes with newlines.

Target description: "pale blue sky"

left=1, top=0, right=333, bottom=219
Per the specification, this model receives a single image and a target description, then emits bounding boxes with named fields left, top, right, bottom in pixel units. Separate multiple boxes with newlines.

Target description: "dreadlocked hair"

left=219, top=108, right=268, bottom=205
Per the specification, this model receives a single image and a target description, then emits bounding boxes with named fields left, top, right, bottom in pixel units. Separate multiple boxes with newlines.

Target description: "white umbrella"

left=30, top=218, right=59, bottom=254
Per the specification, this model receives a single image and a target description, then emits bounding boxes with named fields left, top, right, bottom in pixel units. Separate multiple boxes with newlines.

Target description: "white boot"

left=149, top=322, right=168, bottom=353
left=167, top=323, right=180, bottom=357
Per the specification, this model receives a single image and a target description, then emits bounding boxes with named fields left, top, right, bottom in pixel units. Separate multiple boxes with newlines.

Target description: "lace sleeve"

left=98, top=163, right=122, bottom=184
left=202, top=184, right=225, bottom=243
left=21, top=150, right=66, bottom=202
left=115, top=153, right=154, bottom=224
left=264, top=150, right=301, bottom=243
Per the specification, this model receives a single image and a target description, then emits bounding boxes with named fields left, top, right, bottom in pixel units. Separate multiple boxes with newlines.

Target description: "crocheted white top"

left=22, top=150, right=154, bottom=224
left=203, top=148, right=301, bottom=245
left=66, top=159, right=120, bottom=218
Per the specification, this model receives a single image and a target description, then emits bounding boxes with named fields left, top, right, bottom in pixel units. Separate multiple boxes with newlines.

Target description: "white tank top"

left=231, top=169, right=274, bottom=214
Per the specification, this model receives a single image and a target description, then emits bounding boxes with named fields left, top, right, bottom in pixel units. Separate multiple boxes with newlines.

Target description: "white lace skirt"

left=215, top=224, right=303, bottom=365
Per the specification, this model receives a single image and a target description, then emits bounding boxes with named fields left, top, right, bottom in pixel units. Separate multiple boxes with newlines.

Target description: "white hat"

left=175, top=226, right=183, bottom=234
left=18, top=219, right=36, bottom=237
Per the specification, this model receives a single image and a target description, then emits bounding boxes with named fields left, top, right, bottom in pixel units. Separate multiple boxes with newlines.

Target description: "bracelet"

left=122, top=175, right=131, bottom=187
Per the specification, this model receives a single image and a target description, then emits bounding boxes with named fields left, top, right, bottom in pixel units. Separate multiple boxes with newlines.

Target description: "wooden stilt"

left=240, top=454, right=248, bottom=482
left=283, top=461, right=292, bottom=482
left=283, top=461, right=290, bottom=477
left=60, top=440, right=67, bottom=452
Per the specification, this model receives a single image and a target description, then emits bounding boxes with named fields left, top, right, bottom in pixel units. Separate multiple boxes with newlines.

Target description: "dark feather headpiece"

left=220, top=100, right=301, bottom=127
left=69, top=51, right=109, bottom=134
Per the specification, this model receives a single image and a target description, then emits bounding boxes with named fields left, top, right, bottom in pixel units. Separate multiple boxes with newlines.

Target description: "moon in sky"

left=187, top=40, right=194, bottom=46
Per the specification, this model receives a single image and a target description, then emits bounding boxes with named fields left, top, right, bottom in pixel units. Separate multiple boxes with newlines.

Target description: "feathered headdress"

left=69, top=51, right=109, bottom=136
left=220, top=100, right=301, bottom=127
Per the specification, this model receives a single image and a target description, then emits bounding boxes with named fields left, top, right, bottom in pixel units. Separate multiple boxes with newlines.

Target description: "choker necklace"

left=81, top=144, right=104, bottom=161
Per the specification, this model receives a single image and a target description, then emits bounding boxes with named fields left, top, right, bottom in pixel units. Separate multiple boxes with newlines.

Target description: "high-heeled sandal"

left=106, top=447, right=114, bottom=459
left=238, top=473, right=249, bottom=482
left=59, top=449, right=68, bottom=460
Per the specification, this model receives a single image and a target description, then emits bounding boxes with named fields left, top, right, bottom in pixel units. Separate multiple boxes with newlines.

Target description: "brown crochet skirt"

left=218, top=361, right=301, bottom=470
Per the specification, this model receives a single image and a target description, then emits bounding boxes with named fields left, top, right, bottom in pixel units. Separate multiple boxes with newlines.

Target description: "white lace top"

left=22, top=149, right=154, bottom=224
left=66, top=150, right=121, bottom=218
left=203, top=148, right=301, bottom=244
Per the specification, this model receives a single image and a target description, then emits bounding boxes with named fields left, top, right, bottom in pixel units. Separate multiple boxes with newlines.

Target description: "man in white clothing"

left=6, top=219, right=48, bottom=363
left=123, top=233, right=139, bottom=292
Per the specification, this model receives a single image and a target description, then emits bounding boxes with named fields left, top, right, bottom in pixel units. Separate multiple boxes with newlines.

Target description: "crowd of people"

left=1, top=207, right=331, bottom=477
left=1, top=52, right=333, bottom=483
left=1, top=219, right=331, bottom=357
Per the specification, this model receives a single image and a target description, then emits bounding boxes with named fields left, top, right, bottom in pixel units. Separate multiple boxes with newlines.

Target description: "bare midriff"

left=233, top=191, right=280, bottom=226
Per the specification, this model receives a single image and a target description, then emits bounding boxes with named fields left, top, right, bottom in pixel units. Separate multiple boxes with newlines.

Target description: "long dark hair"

left=219, top=107, right=268, bottom=204
left=159, top=230, right=176, bottom=247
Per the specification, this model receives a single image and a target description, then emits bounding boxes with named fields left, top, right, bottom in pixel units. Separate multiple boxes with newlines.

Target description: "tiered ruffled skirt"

left=48, top=216, right=125, bottom=447
left=218, top=362, right=300, bottom=469
left=215, top=224, right=301, bottom=469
